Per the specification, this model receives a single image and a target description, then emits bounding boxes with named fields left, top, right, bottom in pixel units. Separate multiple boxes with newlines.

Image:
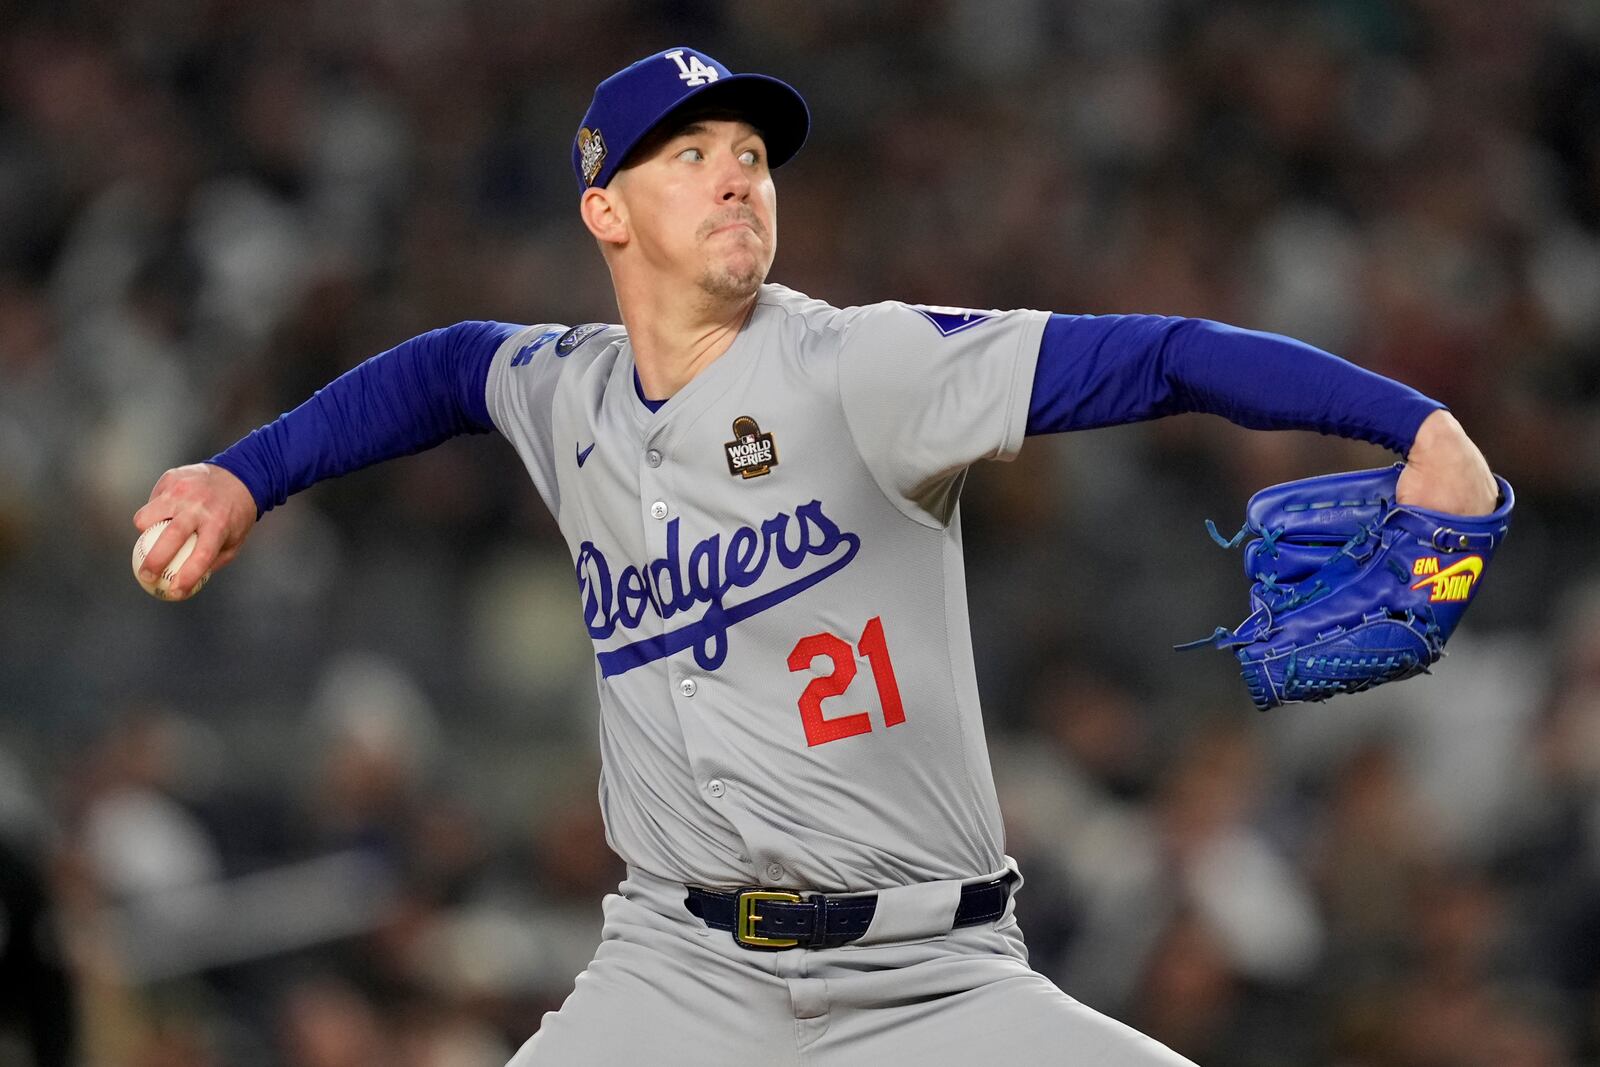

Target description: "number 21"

left=786, top=616, right=906, bottom=747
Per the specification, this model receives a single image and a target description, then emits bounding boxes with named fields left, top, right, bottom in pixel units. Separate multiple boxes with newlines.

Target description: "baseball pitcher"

left=135, top=48, right=1505, bottom=1065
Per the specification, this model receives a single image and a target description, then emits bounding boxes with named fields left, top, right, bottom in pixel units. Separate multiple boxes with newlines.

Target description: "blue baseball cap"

left=573, top=47, right=810, bottom=192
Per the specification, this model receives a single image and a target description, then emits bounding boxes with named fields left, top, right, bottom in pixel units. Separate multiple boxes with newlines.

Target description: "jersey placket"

left=626, top=316, right=814, bottom=887
left=624, top=330, right=760, bottom=880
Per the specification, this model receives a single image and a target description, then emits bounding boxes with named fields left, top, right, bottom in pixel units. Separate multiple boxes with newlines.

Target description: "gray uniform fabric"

left=486, top=284, right=1194, bottom=1064
left=507, top=866, right=1195, bottom=1066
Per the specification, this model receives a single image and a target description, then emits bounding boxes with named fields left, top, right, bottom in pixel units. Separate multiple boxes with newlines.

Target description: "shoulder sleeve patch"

left=908, top=305, right=996, bottom=337
left=555, top=322, right=611, bottom=356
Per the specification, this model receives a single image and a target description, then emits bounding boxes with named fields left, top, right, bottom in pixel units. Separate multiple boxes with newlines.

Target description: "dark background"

left=1, top=1, right=1597, bottom=1064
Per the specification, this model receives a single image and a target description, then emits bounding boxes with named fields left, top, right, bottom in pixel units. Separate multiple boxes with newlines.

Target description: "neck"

left=614, top=273, right=759, bottom=400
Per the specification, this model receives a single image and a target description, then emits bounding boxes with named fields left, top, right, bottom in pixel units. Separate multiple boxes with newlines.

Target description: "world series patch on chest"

left=724, top=416, right=778, bottom=479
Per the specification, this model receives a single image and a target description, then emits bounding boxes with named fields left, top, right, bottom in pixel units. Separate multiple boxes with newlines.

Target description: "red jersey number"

left=787, top=616, right=906, bottom=747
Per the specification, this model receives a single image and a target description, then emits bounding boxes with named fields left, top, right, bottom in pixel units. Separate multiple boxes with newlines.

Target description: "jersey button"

left=646, top=449, right=663, bottom=468
left=679, top=677, right=697, bottom=697
left=765, top=862, right=785, bottom=882
left=706, top=779, right=725, bottom=798
left=650, top=500, right=668, bottom=520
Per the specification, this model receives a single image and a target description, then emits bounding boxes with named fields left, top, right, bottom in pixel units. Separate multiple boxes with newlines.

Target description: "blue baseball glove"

left=1180, top=464, right=1514, bottom=710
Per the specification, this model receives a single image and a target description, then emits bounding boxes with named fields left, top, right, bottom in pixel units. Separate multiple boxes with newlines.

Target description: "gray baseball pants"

left=506, top=864, right=1196, bottom=1066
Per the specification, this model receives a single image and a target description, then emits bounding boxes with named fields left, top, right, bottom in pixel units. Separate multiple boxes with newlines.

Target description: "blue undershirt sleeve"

left=208, top=320, right=518, bottom=517
left=1025, top=314, right=1443, bottom=455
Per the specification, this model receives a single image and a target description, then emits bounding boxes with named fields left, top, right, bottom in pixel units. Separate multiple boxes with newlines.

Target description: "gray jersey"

left=485, top=284, right=1047, bottom=893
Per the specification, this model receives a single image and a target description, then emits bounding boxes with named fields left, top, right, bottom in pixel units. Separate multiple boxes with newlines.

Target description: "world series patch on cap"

left=572, top=47, right=810, bottom=192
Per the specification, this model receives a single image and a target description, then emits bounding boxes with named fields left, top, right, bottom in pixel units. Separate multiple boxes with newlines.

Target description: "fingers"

left=168, top=518, right=225, bottom=599
left=138, top=519, right=190, bottom=592
left=133, top=469, right=177, bottom=531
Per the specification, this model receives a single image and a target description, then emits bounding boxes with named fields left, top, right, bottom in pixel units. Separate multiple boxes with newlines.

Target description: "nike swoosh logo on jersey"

left=576, top=499, right=861, bottom=677
left=576, top=441, right=596, bottom=467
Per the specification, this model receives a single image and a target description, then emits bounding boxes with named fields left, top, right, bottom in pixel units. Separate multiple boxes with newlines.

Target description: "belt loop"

left=856, top=877, right=964, bottom=946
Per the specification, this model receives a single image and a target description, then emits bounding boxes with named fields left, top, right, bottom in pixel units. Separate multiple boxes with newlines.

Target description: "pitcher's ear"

left=581, top=185, right=627, bottom=246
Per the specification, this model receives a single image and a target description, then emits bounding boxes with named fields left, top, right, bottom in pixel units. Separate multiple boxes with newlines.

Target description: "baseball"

left=131, top=519, right=209, bottom=599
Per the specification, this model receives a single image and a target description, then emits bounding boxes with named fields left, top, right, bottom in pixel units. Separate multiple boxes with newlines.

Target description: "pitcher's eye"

left=677, top=148, right=704, bottom=162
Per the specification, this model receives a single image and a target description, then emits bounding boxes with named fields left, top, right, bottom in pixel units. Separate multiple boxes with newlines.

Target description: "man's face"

left=610, top=117, right=777, bottom=304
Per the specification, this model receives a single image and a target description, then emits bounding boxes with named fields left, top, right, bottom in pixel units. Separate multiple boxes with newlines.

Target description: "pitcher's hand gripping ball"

left=1181, top=464, right=1514, bottom=710
left=131, top=519, right=210, bottom=600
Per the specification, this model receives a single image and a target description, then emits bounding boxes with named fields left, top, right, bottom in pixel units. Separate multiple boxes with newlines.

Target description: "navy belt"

left=684, top=873, right=1016, bottom=951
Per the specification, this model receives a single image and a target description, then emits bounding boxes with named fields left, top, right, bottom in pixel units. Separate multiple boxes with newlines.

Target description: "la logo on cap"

left=665, top=49, right=720, bottom=86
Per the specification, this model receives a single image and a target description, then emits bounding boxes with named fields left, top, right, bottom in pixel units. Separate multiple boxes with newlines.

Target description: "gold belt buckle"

left=736, top=889, right=805, bottom=949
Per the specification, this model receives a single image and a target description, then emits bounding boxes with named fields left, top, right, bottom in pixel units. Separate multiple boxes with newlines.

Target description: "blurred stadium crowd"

left=2, top=0, right=1598, bottom=1064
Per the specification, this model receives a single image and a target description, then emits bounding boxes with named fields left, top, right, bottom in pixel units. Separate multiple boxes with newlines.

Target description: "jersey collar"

left=618, top=294, right=768, bottom=436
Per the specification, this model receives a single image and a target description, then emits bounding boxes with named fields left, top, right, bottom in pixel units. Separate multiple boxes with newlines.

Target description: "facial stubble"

left=695, top=212, right=771, bottom=304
